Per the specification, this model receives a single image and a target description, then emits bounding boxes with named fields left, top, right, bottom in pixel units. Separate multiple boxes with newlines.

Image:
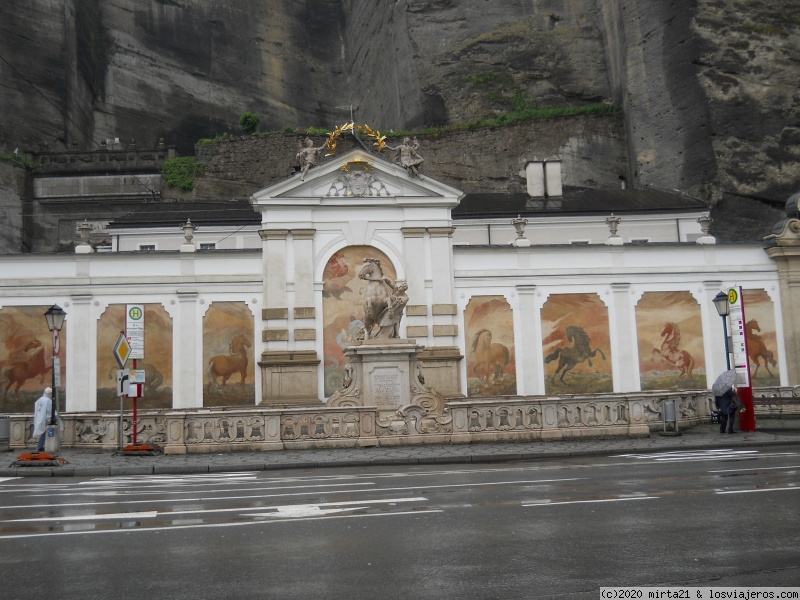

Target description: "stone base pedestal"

left=328, top=339, right=445, bottom=415
left=417, top=346, right=463, bottom=397
left=259, top=350, right=321, bottom=406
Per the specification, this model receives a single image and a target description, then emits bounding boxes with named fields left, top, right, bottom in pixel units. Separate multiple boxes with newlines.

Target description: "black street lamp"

left=712, top=291, right=731, bottom=370
left=43, top=304, right=66, bottom=450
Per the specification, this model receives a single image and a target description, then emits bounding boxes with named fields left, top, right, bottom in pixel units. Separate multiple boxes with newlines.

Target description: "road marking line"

left=5, top=511, right=159, bottom=523
left=709, top=465, right=800, bottom=473
left=1, top=478, right=580, bottom=512
left=715, top=486, right=800, bottom=495
left=0, top=509, right=443, bottom=540
left=523, top=496, right=658, bottom=507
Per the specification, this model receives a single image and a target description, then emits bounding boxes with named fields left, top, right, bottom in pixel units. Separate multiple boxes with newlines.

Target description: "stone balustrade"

left=5, top=388, right=765, bottom=454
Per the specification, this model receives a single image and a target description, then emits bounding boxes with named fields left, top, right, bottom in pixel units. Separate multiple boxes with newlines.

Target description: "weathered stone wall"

left=195, top=114, right=629, bottom=199
left=0, top=163, right=26, bottom=254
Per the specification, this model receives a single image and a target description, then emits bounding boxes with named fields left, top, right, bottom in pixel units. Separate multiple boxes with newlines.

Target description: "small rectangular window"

left=570, top=240, right=590, bottom=245
left=199, top=243, right=216, bottom=250
left=630, top=238, right=650, bottom=244
left=138, top=244, right=156, bottom=251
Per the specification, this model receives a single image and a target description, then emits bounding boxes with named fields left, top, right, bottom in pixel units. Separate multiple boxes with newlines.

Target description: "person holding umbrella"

left=713, top=369, right=744, bottom=434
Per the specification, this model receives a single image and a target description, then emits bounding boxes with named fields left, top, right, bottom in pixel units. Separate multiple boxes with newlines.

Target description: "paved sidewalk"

left=2, top=422, right=799, bottom=478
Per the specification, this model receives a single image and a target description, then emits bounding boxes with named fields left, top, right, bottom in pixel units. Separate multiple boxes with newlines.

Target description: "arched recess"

left=541, top=293, right=612, bottom=394
left=742, top=288, right=780, bottom=386
left=321, top=245, right=397, bottom=397
left=0, top=305, right=64, bottom=413
left=464, top=295, right=517, bottom=397
left=96, top=304, right=173, bottom=410
left=203, top=301, right=255, bottom=407
left=636, top=291, right=706, bottom=390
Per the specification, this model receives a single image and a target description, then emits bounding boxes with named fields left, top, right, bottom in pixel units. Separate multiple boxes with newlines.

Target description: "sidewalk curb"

left=1, top=435, right=796, bottom=478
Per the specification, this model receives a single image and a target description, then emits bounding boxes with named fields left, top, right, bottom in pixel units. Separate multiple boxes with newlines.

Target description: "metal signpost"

left=728, top=286, right=756, bottom=431
left=113, top=331, right=131, bottom=452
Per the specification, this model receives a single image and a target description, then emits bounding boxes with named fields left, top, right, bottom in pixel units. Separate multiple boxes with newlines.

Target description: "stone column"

left=174, top=291, right=200, bottom=409
left=766, top=243, right=800, bottom=386
left=516, top=285, right=543, bottom=395
left=290, top=229, right=317, bottom=351
left=66, top=293, right=95, bottom=411
left=258, top=229, right=320, bottom=405
left=701, top=280, right=727, bottom=388
left=608, top=283, right=639, bottom=392
left=428, top=227, right=458, bottom=345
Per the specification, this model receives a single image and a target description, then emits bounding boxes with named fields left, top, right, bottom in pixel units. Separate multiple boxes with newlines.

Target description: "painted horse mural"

left=470, top=329, right=510, bottom=382
left=544, top=325, right=605, bottom=384
left=2, top=338, right=51, bottom=399
left=207, top=333, right=251, bottom=393
left=746, top=320, right=777, bottom=377
left=652, top=322, right=694, bottom=378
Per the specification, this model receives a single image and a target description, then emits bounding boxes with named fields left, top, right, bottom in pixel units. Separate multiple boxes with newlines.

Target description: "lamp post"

left=712, top=291, right=731, bottom=370
left=43, top=304, right=66, bottom=453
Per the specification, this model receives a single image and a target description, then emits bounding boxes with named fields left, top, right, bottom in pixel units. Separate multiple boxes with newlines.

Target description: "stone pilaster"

left=608, top=283, right=639, bottom=392
left=175, top=291, right=200, bottom=408
left=67, top=293, right=94, bottom=411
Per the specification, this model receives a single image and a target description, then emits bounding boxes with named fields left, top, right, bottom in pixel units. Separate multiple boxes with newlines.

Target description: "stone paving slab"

left=2, top=423, right=798, bottom=478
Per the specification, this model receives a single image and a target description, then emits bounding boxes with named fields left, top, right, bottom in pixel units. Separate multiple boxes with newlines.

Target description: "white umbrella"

left=712, top=368, right=737, bottom=396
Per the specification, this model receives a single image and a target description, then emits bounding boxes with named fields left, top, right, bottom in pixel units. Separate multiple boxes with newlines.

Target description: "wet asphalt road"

left=1, top=444, right=799, bottom=599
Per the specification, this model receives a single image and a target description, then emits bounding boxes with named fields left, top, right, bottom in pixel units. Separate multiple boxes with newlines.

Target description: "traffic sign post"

left=728, top=286, right=756, bottom=432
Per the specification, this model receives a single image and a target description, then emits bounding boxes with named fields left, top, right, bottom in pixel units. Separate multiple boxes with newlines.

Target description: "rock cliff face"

left=0, top=0, right=797, bottom=239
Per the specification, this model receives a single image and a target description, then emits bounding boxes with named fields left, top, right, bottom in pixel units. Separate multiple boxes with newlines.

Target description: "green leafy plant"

left=0, top=152, right=40, bottom=171
left=239, top=112, right=260, bottom=134
left=162, top=156, right=205, bottom=191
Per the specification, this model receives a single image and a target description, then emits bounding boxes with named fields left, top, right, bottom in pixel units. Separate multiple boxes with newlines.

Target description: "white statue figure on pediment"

left=296, top=137, right=326, bottom=180
left=386, top=136, right=424, bottom=177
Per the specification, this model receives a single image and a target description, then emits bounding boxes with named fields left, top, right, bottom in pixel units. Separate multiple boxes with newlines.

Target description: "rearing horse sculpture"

left=2, top=338, right=51, bottom=400
left=358, top=258, right=391, bottom=340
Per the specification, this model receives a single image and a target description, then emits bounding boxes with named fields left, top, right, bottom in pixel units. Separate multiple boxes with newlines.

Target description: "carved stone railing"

left=3, top=390, right=722, bottom=454
left=751, top=385, right=800, bottom=419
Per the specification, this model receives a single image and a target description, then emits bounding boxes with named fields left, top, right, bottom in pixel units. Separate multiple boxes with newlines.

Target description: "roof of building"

left=107, top=200, right=261, bottom=229
left=452, top=187, right=707, bottom=219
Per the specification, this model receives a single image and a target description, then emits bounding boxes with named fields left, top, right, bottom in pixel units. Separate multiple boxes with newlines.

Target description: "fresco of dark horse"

left=544, top=325, right=605, bottom=384
left=470, top=329, right=510, bottom=382
left=207, top=333, right=251, bottom=393
left=746, top=320, right=777, bottom=377
left=2, top=338, right=51, bottom=400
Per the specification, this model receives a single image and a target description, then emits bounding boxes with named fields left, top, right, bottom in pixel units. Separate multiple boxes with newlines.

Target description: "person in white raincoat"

left=32, top=387, right=52, bottom=452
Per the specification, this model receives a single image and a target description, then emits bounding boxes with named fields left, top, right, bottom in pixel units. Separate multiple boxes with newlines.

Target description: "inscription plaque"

left=371, top=369, right=403, bottom=408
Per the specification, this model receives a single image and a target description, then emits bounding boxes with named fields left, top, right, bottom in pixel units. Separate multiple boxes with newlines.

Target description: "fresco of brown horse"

left=2, top=338, right=51, bottom=399
left=652, top=322, right=694, bottom=378
left=207, top=334, right=250, bottom=393
left=470, top=329, right=510, bottom=382
left=746, top=320, right=777, bottom=377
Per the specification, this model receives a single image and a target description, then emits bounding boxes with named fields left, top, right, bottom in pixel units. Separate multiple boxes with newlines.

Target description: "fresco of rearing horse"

left=207, top=333, right=251, bottom=393
left=358, top=258, right=390, bottom=340
left=544, top=325, right=606, bottom=384
left=652, top=322, right=694, bottom=378
left=2, top=338, right=51, bottom=400
left=470, top=329, right=510, bottom=382
left=746, top=319, right=777, bottom=377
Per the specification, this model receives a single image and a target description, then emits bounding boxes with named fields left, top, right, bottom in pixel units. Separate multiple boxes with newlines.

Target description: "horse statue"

left=746, top=320, right=777, bottom=377
left=358, top=258, right=391, bottom=340
left=470, top=329, right=510, bottom=383
left=544, top=325, right=606, bottom=384
left=207, top=333, right=251, bottom=394
left=651, top=322, right=694, bottom=378
left=2, top=338, right=51, bottom=400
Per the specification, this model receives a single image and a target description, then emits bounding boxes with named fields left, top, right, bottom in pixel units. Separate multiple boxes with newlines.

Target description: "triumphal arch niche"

left=251, top=142, right=464, bottom=407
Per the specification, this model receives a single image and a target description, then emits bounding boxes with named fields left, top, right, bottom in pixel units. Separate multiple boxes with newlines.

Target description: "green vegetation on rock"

left=162, top=156, right=205, bottom=191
